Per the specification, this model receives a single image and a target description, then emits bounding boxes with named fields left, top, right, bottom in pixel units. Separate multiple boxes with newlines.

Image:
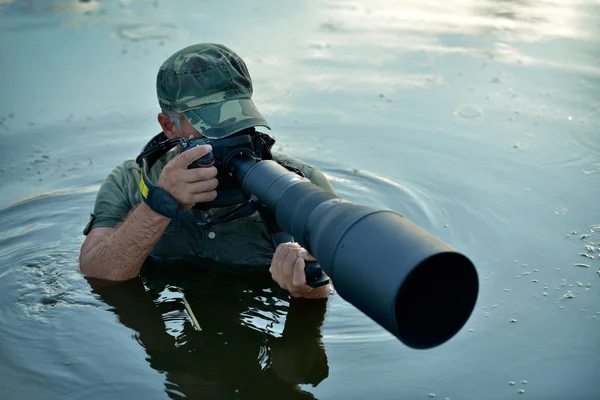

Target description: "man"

left=79, top=43, right=334, bottom=299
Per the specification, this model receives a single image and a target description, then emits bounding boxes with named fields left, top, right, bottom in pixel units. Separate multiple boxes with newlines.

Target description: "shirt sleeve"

left=271, top=152, right=337, bottom=196
left=305, top=167, right=336, bottom=195
left=83, top=160, right=141, bottom=235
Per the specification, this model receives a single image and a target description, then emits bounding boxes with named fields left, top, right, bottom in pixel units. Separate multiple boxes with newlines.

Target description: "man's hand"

left=157, top=144, right=219, bottom=211
left=270, top=242, right=331, bottom=299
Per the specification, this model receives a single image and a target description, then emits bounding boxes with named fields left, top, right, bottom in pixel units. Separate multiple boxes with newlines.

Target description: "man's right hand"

left=157, top=144, right=219, bottom=211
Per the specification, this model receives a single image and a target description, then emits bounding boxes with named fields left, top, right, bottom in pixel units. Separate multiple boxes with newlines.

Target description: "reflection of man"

left=78, top=43, right=334, bottom=298
left=87, top=260, right=329, bottom=399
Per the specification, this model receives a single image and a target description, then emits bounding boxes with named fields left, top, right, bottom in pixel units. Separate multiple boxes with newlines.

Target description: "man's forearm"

left=80, top=203, right=171, bottom=281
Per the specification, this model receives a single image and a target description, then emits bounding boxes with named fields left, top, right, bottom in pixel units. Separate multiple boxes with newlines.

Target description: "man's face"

left=175, top=114, right=204, bottom=139
left=159, top=112, right=205, bottom=140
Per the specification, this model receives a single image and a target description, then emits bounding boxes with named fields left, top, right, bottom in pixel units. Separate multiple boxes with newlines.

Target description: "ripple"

left=324, top=167, right=440, bottom=229
left=115, top=23, right=178, bottom=42
left=0, top=0, right=105, bottom=32
left=0, top=185, right=99, bottom=214
left=581, top=163, right=600, bottom=175
left=15, top=250, right=90, bottom=316
left=323, top=297, right=397, bottom=345
left=0, top=223, right=54, bottom=239
left=589, top=224, right=600, bottom=234
left=0, top=186, right=102, bottom=322
left=322, top=332, right=395, bottom=343
left=562, top=126, right=600, bottom=168
left=0, top=0, right=101, bottom=16
left=454, top=105, right=484, bottom=119
left=530, top=106, right=600, bottom=170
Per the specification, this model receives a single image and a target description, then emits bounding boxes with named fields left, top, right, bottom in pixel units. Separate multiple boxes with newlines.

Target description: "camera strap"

left=136, top=133, right=257, bottom=226
left=135, top=131, right=304, bottom=229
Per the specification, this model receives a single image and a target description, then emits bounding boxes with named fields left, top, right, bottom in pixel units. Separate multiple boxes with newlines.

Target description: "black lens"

left=230, top=155, right=479, bottom=349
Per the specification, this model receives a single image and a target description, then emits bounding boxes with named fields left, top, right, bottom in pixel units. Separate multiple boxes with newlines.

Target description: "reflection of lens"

left=231, top=155, right=479, bottom=349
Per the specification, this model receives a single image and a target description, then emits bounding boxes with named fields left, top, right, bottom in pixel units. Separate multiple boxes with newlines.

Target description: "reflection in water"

left=0, top=0, right=179, bottom=43
left=310, top=0, right=599, bottom=77
left=87, top=259, right=329, bottom=399
left=319, top=0, right=588, bottom=40
left=0, top=0, right=101, bottom=14
left=478, top=0, right=535, bottom=21
left=1, top=0, right=599, bottom=398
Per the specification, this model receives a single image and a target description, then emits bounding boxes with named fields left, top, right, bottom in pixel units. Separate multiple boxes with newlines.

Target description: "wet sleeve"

left=83, top=160, right=140, bottom=235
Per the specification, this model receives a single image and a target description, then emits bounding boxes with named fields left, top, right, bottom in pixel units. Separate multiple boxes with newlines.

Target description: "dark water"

left=1, top=0, right=599, bottom=399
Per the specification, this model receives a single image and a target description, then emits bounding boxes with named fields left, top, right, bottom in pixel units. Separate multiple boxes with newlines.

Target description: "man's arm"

left=79, top=203, right=171, bottom=281
left=79, top=144, right=218, bottom=281
left=270, top=242, right=331, bottom=299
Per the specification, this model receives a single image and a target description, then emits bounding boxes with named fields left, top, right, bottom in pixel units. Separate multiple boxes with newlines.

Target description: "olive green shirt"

left=85, top=148, right=335, bottom=266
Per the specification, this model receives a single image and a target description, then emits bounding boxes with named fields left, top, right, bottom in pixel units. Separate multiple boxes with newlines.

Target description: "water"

left=1, top=0, right=599, bottom=399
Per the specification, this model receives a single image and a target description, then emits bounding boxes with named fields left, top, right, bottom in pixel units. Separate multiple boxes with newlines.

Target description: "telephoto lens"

left=230, top=155, right=479, bottom=349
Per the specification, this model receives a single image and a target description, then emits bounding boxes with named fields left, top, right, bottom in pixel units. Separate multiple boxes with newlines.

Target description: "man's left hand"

left=270, top=242, right=331, bottom=299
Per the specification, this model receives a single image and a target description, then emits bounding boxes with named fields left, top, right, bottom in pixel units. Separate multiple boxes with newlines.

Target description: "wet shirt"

left=84, top=148, right=336, bottom=266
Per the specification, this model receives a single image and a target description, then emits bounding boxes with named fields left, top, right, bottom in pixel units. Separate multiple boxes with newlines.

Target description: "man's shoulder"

left=271, top=152, right=317, bottom=177
left=98, top=159, right=142, bottom=201
left=102, top=159, right=141, bottom=186
left=271, top=152, right=335, bottom=194
left=89, top=159, right=142, bottom=232
left=106, top=158, right=139, bottom=173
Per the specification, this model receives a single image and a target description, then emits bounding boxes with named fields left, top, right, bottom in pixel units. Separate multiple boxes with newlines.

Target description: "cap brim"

left=183, top=99, right=270, bottom=139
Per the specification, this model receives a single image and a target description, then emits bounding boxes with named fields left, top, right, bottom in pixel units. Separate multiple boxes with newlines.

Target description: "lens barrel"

left=232, top=156, right=478, bottom=349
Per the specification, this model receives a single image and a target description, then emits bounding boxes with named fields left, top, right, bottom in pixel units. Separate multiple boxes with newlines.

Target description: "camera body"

left=180, top=138, right=215, bottom=168
left=178, top=130, right=273, bottom=210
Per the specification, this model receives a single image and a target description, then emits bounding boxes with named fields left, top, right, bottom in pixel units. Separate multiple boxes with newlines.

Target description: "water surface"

left=1, top=0, right=599, bottom=399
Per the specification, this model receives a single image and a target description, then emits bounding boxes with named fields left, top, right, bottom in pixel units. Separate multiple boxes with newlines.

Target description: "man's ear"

left=158, top=113, right=178, bottom=139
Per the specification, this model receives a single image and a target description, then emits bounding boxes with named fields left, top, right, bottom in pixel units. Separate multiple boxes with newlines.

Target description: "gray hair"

left=164, top=110, right=183, bottom=132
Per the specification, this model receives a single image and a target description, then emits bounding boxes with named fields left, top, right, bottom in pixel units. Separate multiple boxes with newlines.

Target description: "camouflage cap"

left=156, top=43, right=270, bottom=139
